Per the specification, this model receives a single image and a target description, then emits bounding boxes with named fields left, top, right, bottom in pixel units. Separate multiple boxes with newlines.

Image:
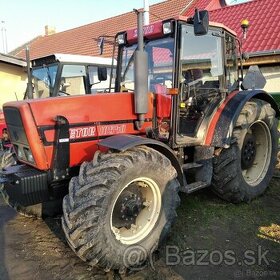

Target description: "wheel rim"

left=241, top=120, right=272, bottom=186
left=110, top=177, right=161, bottom=245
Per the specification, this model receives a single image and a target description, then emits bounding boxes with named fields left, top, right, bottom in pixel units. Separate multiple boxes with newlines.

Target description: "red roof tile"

left=208, top=0, right=280, bottom=54
left=184, top=0, right=223, bottom=16
left=12, top=0, right=219, bottom=60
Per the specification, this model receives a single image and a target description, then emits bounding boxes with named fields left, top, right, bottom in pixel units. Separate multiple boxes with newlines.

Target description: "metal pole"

left=137, top=10, right=144, bottom=51
left=1, top=21, right=4, bottom=53
left=1, top=28, right=4, bottom=53
left=143, top=0, right=150, bottom=25
left=26, top=46, right=33, bottom=99
left=4, top=27, right=7, bottom=53
left=1, top=21, right=7, bottom=53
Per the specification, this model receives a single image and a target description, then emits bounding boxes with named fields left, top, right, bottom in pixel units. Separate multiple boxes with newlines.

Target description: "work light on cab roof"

left=162, top=20, right=173, bottom=34
left=117, top=33, right=126, bottom=45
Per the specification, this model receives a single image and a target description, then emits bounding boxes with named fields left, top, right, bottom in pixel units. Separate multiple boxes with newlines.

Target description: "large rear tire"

left=212, top=99, right=278, bottom=203
left=62, top=146, right=180, bottom=272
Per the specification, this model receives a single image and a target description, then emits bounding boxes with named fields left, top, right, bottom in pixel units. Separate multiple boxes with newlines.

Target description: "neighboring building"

left=10, top=0, right=227, bottom=59
left=209, top=0, right=280, bottom=103
left=8, top=0, right=280, bottom=103
left=0, top=53, right=27, bottom=107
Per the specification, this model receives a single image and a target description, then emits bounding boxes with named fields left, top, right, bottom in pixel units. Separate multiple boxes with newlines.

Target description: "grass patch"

left=167, top=178, right=280, bottom=250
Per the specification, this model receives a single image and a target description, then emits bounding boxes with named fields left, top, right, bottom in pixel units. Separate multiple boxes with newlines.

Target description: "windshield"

left=32, top=64, right=58, bottom=98
left=180, top=25, right=223, bottom=92
left=120, top=37, right=174, bottom=93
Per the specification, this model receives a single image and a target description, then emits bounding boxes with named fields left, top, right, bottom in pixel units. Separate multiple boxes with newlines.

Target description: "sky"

left=0, top=0, right=250, bottom=53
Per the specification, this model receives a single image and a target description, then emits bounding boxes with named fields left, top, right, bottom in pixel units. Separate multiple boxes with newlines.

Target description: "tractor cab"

left=114, top=13, right=238, bottom=147
left=0, top=10, right=278, bottom=272
left=30, top=54, right=115, bottom=98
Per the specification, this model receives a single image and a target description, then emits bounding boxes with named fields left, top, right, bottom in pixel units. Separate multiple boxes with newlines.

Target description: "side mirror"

left=194, top=9, right=209, bottom=36
left=97, top=66, right=107, bottom=81
left=242, top=65, right=266, bottom=90
left=98, top=37, right=104, bottom=55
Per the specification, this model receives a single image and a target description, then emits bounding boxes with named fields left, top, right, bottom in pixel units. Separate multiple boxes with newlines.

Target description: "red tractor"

left=0, top=53, right=114, bottom=169
left=0, top=10, right=279, bottom=272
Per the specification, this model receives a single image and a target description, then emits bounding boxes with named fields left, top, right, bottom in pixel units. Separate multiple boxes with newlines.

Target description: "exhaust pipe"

left=143, top=0, right=150, bottom=25
left=134, top=10, right=148, bottom=130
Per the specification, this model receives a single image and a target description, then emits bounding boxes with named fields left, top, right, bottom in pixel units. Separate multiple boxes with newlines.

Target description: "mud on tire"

left=212, top=99, right=278, bottom=203
left=62, top=146, right=180, bottom=272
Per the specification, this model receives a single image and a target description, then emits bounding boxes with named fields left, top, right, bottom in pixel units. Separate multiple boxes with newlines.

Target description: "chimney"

left=45, top=25, right=56, bottom=36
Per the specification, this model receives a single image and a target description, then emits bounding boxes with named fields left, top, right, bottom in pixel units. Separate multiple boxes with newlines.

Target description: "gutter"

left=0, top=53, right=26, bottom=67
left=247, top=49, right=280, bottom=58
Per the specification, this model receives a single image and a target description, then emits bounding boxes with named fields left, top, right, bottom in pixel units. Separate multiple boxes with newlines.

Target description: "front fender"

left=98, top=134, right=184, bottom=186
left=205, top=90, right=280, bottom=147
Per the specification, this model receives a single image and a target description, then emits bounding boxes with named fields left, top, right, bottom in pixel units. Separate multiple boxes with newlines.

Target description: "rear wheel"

left=212, top=99, right=278, bottom=202
left=62, top=146, right=180, bottom=272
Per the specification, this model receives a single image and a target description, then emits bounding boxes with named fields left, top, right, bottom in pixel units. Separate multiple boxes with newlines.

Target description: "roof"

left=11, top=0, right=221, bottom=60
left=40, top=53, right=115, bottom=66
left=209, top=0, right=280, bottom=54
left=0, top=53, right=26, bottom=67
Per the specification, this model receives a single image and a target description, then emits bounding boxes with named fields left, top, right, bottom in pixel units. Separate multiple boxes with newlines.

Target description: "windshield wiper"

left=122, top=49, right=136, bottom=82
left=43, top=64, right=53, bottom=88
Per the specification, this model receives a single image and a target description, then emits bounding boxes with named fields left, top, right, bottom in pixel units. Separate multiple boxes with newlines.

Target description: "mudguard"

left=205, top=90, right=280, bottom=147
left=98, top=134, right=184, bottom=186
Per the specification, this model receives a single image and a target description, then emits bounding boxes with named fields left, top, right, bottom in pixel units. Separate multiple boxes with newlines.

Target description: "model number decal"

left=69, top=124, right=126, bottom=140
left=133, top=24, right=155, bottom=37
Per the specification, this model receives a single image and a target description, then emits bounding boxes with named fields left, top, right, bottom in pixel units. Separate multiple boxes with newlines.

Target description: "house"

left=10, top=0, right=227, bottom=59
left=8, top=0, right=280, bottom=103
left=0, top=53, right=27, bottom=107
left=209, top=0, right=280, bottom=104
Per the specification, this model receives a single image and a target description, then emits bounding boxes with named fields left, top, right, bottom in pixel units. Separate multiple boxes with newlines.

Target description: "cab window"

left=60, top=65, right=86, bottom=95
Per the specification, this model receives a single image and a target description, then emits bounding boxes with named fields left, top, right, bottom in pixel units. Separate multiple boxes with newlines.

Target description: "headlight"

left=24, top=147, right=35, bottom=163
left=14, top=145, right=23, bottom=160
left=117, top=33, right=126, bottom=45
left=163, top=21, right=173, bottom=35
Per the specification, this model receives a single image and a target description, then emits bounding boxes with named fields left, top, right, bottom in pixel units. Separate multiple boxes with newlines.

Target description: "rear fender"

left=205, top=90, right=280, bottom=147
left=98, top=134, right=184, bottom=186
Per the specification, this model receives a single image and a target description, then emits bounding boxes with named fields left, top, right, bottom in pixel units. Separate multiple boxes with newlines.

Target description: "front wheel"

left=62, top=146, right=180, bottom=272
left=212, top=99, right=278, bottom=203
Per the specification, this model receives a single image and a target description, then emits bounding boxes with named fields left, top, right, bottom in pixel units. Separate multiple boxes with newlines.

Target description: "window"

left=60, top=65, right=86, bottom=95
left=180, top=25, right=223, bottom=93
left=225, top=33, right=238, bottom=91
left=119, top=37, right=174, bottom=93
left=89, top=66, right=114, bottom=93
left=32, top=64, right=58, bottom=98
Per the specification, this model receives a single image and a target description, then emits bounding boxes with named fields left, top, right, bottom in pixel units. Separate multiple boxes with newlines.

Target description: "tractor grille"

left=3, top=107, right=32, bottom=163
left=4, top=107, right=28, bottom=145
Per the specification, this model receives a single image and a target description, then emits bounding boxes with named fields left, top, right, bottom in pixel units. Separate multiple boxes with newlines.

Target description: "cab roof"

left=32, top=53, right=115, bottom=67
